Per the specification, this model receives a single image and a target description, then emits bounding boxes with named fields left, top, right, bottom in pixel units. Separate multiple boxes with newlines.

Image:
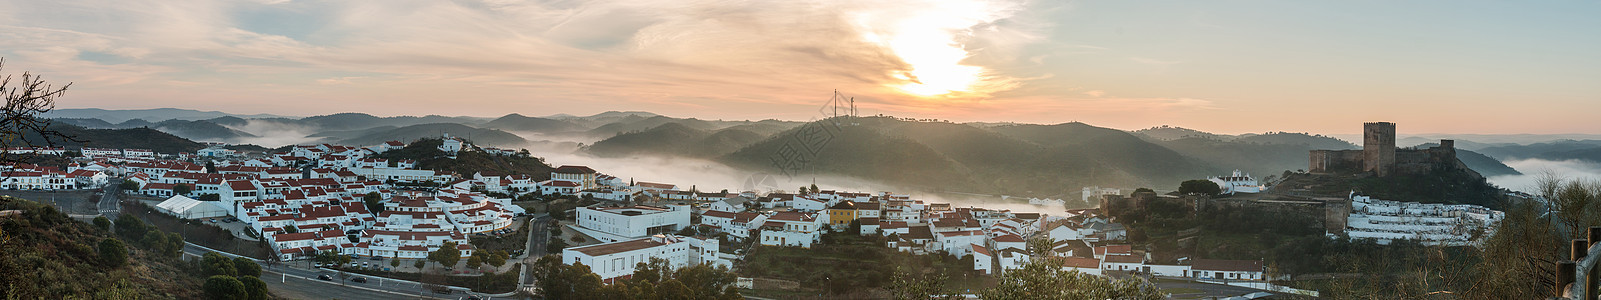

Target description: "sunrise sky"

left=1, top=1, right=1596, bottom=134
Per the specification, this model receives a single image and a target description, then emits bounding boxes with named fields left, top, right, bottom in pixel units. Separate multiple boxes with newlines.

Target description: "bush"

left=93, top=216, right=110, bottom=231
left=233, top=257, right=262, bottom=278
left=238, top=276, right=268, bottom=300
left=202, top=275, right=247, bottom=300
left=98, top=238, right=128, bottom=267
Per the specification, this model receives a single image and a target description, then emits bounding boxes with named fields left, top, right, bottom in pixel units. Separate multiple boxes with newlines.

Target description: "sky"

left=1, top=0, right=1597, bottom=135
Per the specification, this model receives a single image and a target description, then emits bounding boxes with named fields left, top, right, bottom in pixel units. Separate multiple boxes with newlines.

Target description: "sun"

left=861, top=7, right=990, bottom=97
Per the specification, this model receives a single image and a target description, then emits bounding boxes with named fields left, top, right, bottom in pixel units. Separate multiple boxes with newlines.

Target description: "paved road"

left=520, top=214, right=551, bottom=290
left=182, top=243, right=466, bottom=299
left=98, top=178, right=122, bottom=217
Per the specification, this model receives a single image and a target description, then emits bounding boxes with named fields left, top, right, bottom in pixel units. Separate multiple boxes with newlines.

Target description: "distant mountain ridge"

left=43, top=108, right=294, bottom=123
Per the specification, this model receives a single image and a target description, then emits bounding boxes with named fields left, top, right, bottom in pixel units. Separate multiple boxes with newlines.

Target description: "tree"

left=238, top=276, right=268, bottom=300
left=390, top=257, right=400, bottom=268
left=233, top=257, right=262, bottom=277
left=93, top=216, right=110, bottom=231
left=488, top=250, right=509, bottom=267
left=198, top=193, right=221, bottom=201
left=0, top=58, right=78, bottom=165
left=119, top=180, right=140, bottom=191
left=413, top=258, right=426, bottom=269
left=980, top=259, right=1164, bottom=300
left=1026, top=237, right=1054, bottom=258
left=362, top=192, right=385, bottom=214
left=141, top=230, right=167, bottom=250
left=848, top=218, right=863, bottom=235
left=429, top=242, right=462, bottom=268
left=204, top=252, right=239, bottom=277
left=173, top=183, right=192, bottom=196
left=887, top=268, right=957, bottom=300
left=548, top=238, right=568, bottom=253
left=98, top=238, right=128, bottom=267
left=202, top=275, right=247, bottom=300
left=810, top=184, right=820, bottom=194
left=1178, top=180, right=1221, bottom=196
left=167, top=231, right=185, bottom=257
left=1133, top=187, right=1155, bottom=195
left=467, top=254, right=484, bottom=269
left=114, top=213, right=147, bottom=239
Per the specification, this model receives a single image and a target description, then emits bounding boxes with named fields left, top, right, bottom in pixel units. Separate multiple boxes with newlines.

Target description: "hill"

left=152, top=119, right=257, bottom=141
left=373, top=139, right=555, bottom=180
left=1233, top=132, right=1357, bottom=150
left=1132, top=125, right=1222, bottom=141
left=585, top=123, right=767, bottom=158
left=51, top=117, right=116, bottom=128
left=38, top=123, right=207, bottom=154
left=721, top=117, right=1207, bottom=196
left=0, top=196, right=206, bottom=298
left=1152, top=137, right=1318, bottom=177
left=298, top=113, right=486, bottom=132
left=1412, top=143, right=1521, bottom=177
left=335, top=123, right=527, bottom=147
left=40, top=108, right=292, bottom=123
left=587, top=116, right=718, bottom=137
left=1476, top=140, right=1601, bottom=164
left=483, top=114, right=585, bottom=133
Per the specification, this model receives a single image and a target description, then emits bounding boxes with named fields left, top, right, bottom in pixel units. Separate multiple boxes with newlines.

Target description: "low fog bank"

left=221, top=119, right=321, bottom=148
left=520, top=147, right=1072, bottom=216
left=1488, top=159, right=1601, bottom=193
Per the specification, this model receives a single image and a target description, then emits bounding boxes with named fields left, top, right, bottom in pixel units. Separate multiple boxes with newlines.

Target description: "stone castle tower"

left=1362, top=122, right=1396, bottom=177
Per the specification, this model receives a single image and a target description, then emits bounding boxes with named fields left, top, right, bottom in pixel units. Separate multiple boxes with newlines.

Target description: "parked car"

left=351, top=277, right=367, bottom=283
left=317, top=274, right=332, bottom=281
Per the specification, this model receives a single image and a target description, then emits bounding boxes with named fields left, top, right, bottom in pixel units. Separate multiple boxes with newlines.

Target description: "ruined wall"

left=1309, top=149, right=1364, bottom=174
left=1363, top=122, right=1397, bottom=177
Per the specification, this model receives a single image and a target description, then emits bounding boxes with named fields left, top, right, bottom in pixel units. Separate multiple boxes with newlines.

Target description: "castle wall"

left=1309, top=149, right=1364, bottom=174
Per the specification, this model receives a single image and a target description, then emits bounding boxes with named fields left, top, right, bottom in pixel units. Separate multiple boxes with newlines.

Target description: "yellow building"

left=827, top=201, right=858, bottom=229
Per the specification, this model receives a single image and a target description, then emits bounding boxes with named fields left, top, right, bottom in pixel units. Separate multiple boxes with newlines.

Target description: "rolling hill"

left=587, top=116, right=718, bottom=137
left=33, top=123, right=207, bottom=154
left=483, top=114, right=585, bottom=133
left=720, top=117, right=1209, bottom=196
left=333, top=123, right=527, bottom=147
left=151, top=119, right=257, bottom=141
left=585, top=123, right=768, bottom=158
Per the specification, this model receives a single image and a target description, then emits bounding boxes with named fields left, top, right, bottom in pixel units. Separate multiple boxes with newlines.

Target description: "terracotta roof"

left=1059, top=257, right=1100, bottom=269
left=972, top=244, right=991, bottom=256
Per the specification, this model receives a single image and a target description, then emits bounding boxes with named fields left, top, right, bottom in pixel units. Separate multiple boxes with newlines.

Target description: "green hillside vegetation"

left=374, top=139, right=555, bottom=180
left=1476, top=140, right=1601, bottom=160
left=1131, top=125, right=1221, bottom=141
left=38, top=123, right=207, bottom=154
left=723, top=121, right=967, bottom=189
left=336, top=123, right=526, bottom=147
left=1278, top=169, right=1505, bottom=209
left=721, top=117, right=1205, bottom=196
left=0, top=196, right=215, bottom=299
left=585, top=123, right=768, bottom=158
left=50, top=117, right=116, bottom=128
left=483, top=113, right=584, bottom=133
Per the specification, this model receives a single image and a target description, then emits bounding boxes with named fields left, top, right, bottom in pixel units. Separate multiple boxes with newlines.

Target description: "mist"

left=220, top=119, right=321, bottom=147
left=508, top=130, right=1073, bottom=215
left=1488, top=159, right=1601, bottom=193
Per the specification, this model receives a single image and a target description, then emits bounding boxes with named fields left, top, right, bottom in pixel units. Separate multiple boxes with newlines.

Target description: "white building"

left=154, top=195, right=229, bottom=219
left=563, top=234, right=723, bottom=284
left=1082, top=186, right=1122, bottom=202
left=573, top=205, right=692, bottom=243
left=1207, top=170, right=1263, bottom=195
left=758, top=211, right=822, bottom=248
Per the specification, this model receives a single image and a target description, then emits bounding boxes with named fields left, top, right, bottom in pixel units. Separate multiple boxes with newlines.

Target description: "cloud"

left=0, top=0, right=1049, bottom=118
left=1082, top=90, right=1105, bottom=97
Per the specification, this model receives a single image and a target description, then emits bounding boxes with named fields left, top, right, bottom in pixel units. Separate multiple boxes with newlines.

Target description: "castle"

left=1309, top=122, right=1480, bottom=178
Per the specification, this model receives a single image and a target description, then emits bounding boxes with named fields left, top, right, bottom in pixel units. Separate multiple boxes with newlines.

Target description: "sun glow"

left=859, top=1, right=1010, bottom=97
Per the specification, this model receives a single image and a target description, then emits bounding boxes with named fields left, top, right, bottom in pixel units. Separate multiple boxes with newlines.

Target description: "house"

left=1208, top=170, right=1263, bottom=195
left=1192, top=259, right=1265, bottom=280
left=539, top=180, right=581, bottom=196
left=973, top=244, right=994, bottom=275
left=562, top=234, right=722, bottom=284
left=826, top=201, right=859, bottom=230
left=551, top=165, right=598, bottom=190
left=708, top=197, right=749, bottom=212
left=573, top=205, right=692, bottom=243
left=758, top=211, right=822, bottom=248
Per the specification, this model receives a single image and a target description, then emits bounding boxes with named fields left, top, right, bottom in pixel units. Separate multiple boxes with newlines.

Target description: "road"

left=520, top=214, right=551, bottom=288
left=182, top=243, right=467, bottom=299
left=98, top=178, right=122, bottom=217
